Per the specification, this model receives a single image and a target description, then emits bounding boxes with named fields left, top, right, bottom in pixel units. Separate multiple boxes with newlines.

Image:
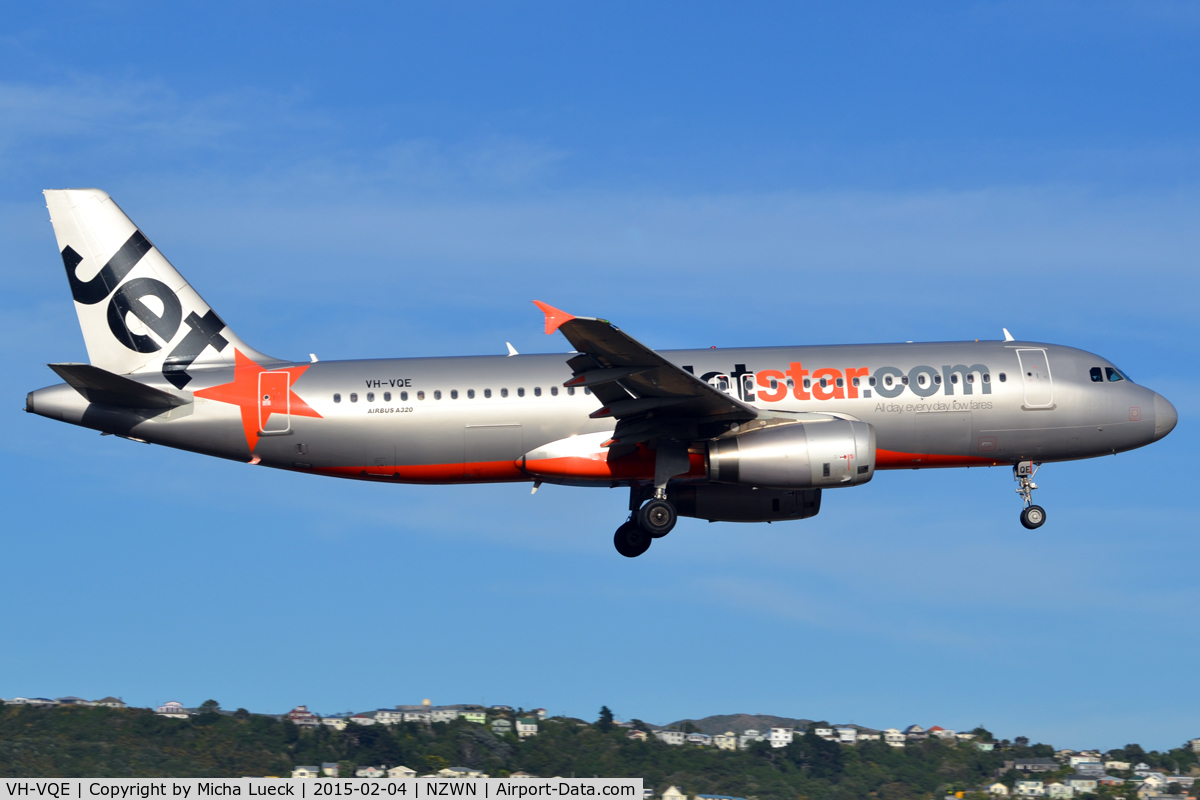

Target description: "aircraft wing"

left=534, top=301, right=758, bottom=455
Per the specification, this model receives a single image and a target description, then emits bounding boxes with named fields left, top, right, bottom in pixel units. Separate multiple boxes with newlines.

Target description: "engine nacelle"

left=670, top=484, right=821, bottom=523
left=707, top=419, right=875, bottom=489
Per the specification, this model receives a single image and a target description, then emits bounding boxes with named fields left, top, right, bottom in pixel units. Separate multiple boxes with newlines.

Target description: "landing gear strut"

left=1015, top=461, right=1046, bottom=530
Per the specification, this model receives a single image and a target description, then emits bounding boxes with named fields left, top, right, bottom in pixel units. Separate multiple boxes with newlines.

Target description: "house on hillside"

left=627, top=730, right=648, bottom=741
left=856, top=728, right=881, bottom=742
left=56, top=696, right=92, bottom=705
left=387, top=766, right=416, bottom=779
left=1044, top=783, right=1073, bottom=798
left=835, top=727, right=857, bottom=745
left=661, top=787, right=686, bottom=800
left=430, top=708, right=458, bottom=724
left=1105, top=760, right=1131, bottom=771
left=356, top=766, right=385, bottom=778
left=686, top=733, right=712, bottom=746
left=156, top=701, right=189, bottom=719
left=532, top=708, right=547, bottom=720
left=516, top=718, right=538, bottom=738
left=1010, top=759, right=1059, bottom=774
left=769, top=728, right=795, bottom=748
left=1064, top=776, right=1097, bottom=794
left=654, top=730, right=685, bottom=746
left=349, top=714, right=376, bottom=726
left=929, top=726, right=957, bottom=740
left=1015, top=781, right=1046, bottom=797
left=94, top=697, right=126, bottom=709
left=460, top=710, right=486, bottom=724
left=374, top=709, right=404, bottom=725
left=883, top=729, right=906, bottom=748
left=322, top=717, right=348, bottom=731
left=986, top=783, right=1009, bottom=796
left=813, top=726, right=835, bottom=740
left=975, top=741, right=995, bottom=752
left=739, top=729, right=766, bottom=749
left=288, top=706, right=321, bottom=727
left=322, top=763, right=340, bottom=778
left=713, top=732, right=737, bottom=751
left=492, top=718, right=513, bottom=735
left=1190, top=738, right=1200, bottom=754
left=904, top=725, right=927, bottom=740
left=292, top=766, right=320, bottom=779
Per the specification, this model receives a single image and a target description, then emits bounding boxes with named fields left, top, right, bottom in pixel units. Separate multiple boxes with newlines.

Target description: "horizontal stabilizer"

left=48, top=363, right=189, bottom=409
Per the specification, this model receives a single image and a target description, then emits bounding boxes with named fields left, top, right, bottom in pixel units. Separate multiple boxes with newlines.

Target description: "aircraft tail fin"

left=43, top=188, right=277, bottom=389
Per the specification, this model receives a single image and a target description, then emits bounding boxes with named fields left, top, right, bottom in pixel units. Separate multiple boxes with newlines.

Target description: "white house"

left=430, top=708, right=458, bottom=724
left=156, top=701, right=188, bottom=719
left=94, top=697, right=126, bottom=709
left=532, top=708, right=548, bottom=720
left=350, top=714, right=376, bottom=726
left=292, top=766, right=320, bottom=779
left=987, top=783, right=1009, bottom=796
left=1064, top=777, right=1097, bottom=794
left=654, top=730, right=685, bottom=746
left=856, top=729, right=881, bottom=742
left=492, top=718, right=513, bottom=734
left=1105, top=761, right=1131, bottom=771
left=686, top=733, right=712, bottom=746
left=1190, top=738, right=1200, bottom=754
left=738, top=729, right=766, bottom=749
left=387, top=766, right=416, bottom=779
left=835, top=727, right=857, bottom=745
left=883, top=729, right=906, bottom=748
left=1045, top=783, right=1074, bottom=798
left=288, top=706, right=321, bottom=727
left=322, top=718, right=348, bottom=731
left=813, top=727, right=835, bottom=740
left=356, top=766, right=386, bottom=778
left=975, top=741, right=995, bottom=752
left=375, top=709, right=405, bottom=725
left=322, top=763, right=340, bottom=778
left=1068, top=755, right=1101, bottom=769
left=928, top=726, right=957, bottom=740
left=661, top=787, right=686, bottom=800
left=516, top=718, right=539, bottom=738
left=1015, top=781, right=1046, bottom=797
left=713, top=732, right=737, bottom=751
left=769, top=728, right=795, bottom=748
left=904, top=725, right=926, bottom=740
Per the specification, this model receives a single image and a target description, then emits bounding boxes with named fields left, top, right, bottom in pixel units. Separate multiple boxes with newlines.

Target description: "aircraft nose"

left=1153, top=393, right=1177, bottom=441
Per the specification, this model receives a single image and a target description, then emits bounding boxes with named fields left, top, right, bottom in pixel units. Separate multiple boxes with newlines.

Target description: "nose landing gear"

left=1015, top=461, right=1046, bottom=529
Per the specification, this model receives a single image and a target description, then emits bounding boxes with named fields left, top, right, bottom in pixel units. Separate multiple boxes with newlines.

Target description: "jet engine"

left=707, top=419, right=875, bottom=489
left=669, top=484, right=822, bottom=523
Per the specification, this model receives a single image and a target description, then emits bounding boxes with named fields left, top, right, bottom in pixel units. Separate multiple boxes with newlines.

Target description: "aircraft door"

left=364, top=444, right=396, bottom=476
left=1016, top=349, right=1054, bottom=409
left=258, top=371, right=291, bottom=432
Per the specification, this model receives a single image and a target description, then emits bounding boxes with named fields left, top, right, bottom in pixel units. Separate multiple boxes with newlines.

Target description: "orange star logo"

left=194, top=349, right=322, bottom=451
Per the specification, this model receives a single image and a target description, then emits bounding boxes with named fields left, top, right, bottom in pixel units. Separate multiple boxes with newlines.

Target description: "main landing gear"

left=1014, top=461, right=1046, bottom=530
left=613, top=488, right=678, bottom=557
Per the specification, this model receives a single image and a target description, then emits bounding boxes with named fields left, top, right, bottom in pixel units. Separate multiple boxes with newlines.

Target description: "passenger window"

left=786, top=378, right=794, bottom=389
left=333, top=393, right=341, bottom=403
left=983, top=374, right=990, bottom=383
left=901, top=376, right=909, bottom=385
left=951, top=374, right=959, bottom=384
left=350, top=393, right=358, bottom=403
left=584, top=387, right=591, bottom=395
left=434, top=390, right=442, bottom=400
left=467, top=389, right=475, bottom=399
left=820, top=378, right=828, bottom=388
left=851, top=377, right=860, bottom=387
left=367, top=392, right=375, bottom=402
left=384, top=392, right=391, bottom=401
left=567, top=387, right=575, bottom=396
left=836, top=378, right=844, bottom=388
left=1106, top=367, right=1125, bottom=382
left=501, top=388, right=509, bottom=398
left=916, top=375, right=926, bottom=387
left=884, top=376, right=893, bottom=387
left=450, top=390, right=458, bottom=399
left=868, top=377, right=876, bottom=387
left=417, top=391, right=425, bottom=400
left=534, top=387, right=542, bottom=397
left=517, top=387, right=525, bottom=397
left=999, top=373, right=1006, bottom=383
left=967, top=374, right=975, bottom=384
left=1090, top=367, right=1103, bottom=382
left=400, top=391, right=408, bottom=401
left=933, top=375, right=942, bottom=385
left=484, top=389, right=492, bottom=398
left=551, top=386, right=559, bottom=396
left=803, top=379, right=811, bottom=389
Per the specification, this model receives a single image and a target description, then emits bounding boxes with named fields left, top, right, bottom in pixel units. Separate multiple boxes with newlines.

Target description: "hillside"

left=1, top=705, right=1196, bottom=800
left=663, top=715, right=814, bottom=736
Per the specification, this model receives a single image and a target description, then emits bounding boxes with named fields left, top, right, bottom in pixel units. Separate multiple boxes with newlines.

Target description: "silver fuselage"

left=27, top=339, right=1175, bottom=486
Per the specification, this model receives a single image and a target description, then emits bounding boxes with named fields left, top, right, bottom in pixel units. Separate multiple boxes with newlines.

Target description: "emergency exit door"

left=1016, top=349, right=1054, bottom=409
left=258, top=371, right=291, bottom=432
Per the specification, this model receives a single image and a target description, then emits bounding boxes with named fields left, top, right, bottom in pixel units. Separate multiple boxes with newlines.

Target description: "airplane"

left=26, top=189, right=1178, bottom=557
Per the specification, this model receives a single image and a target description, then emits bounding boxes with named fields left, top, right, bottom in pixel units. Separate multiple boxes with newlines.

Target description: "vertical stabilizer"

left=44, top=189, right=277, bottom=388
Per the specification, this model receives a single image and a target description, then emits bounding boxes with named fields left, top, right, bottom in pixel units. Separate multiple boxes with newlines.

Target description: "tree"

left=596, top=706, right=614, bottom=732
left=1014, top=736, right=1029, bottom=748
left=199, top=700, right=220, bottom=714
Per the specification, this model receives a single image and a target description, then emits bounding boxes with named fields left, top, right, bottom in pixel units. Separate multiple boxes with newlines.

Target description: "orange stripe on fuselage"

left=875, top=448, right=1002, bottom=469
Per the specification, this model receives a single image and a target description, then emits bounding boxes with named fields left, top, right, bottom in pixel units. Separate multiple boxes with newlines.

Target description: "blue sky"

left=2, top=2, right=1198, bottom=752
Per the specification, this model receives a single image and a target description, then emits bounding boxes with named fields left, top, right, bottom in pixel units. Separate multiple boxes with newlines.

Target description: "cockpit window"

left=1090, top=367, right=1103, bottom=383
left=1105, top=367, right=1126, bottom=383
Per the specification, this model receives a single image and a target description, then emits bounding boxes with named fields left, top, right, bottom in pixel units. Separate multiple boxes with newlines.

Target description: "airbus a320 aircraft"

left=27, top=190, right=1178, bottom=556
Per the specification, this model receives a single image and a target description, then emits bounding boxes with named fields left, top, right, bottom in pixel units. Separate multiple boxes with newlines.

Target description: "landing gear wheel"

left=1020, top=505, right=1046, bottom=530
left=614, top=521, right=652, bottom=558
left=638, top=499, right=677, bottom=538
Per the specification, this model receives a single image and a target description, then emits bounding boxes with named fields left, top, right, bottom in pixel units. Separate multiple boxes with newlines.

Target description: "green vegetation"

left=0, top=704, right=1197, bottom=800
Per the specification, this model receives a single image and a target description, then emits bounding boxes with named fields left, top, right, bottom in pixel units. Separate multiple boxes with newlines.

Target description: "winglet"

left=533, top=300, right=576, bottom=335
left=1002, top=328, right=1015, bottom=342
left=506, top=342, right=519, bottom=357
